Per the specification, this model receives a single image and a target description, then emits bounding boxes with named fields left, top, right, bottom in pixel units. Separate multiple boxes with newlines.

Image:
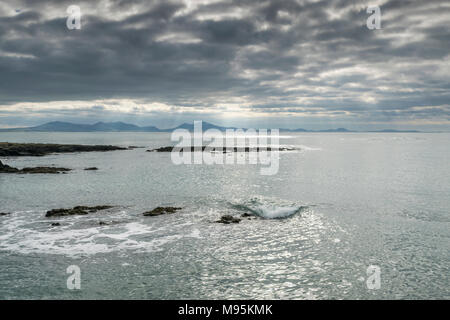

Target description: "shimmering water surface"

left=0, top=132, right=449, bottom=299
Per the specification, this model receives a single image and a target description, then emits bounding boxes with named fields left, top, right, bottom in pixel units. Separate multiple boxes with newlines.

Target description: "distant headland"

left=0, top=121, right=420, bottom=133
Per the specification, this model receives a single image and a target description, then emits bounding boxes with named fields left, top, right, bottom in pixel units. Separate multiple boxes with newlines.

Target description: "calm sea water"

left=0, top=132, right=449, bottom=299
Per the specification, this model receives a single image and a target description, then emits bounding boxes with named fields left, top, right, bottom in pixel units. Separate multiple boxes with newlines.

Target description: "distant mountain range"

left=0, top=121, right=420, bottom=133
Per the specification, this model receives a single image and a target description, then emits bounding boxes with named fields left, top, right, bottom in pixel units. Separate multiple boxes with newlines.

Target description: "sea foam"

left=232, top=196, right=308, bottom=219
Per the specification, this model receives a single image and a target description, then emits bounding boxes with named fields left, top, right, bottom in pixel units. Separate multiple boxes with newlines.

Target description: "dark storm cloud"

left=0, top=0, right=449, bottom=129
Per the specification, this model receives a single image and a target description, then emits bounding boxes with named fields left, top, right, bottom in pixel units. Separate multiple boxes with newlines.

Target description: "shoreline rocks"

left=143, top=206, right=182, bottom=217
left=216, top=215, right=242, bottom=224
left=45, top=205, right=115, bottom=217
left=0, top=142, right=127, bottom=157
left=0, top=160, right=71, bottom=174
left=20, top=166, right=71, bottom=174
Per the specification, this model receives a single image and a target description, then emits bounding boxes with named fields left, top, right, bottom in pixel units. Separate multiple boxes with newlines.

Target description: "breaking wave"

left=232, top=197, right=308, bottom=219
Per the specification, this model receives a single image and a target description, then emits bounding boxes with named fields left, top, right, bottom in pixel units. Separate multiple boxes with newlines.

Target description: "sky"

left=0, top=0, right=449, bottom=130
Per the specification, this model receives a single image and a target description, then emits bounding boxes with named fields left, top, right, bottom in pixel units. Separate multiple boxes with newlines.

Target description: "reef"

left=216, top=215, right=242, bottom=224
left=0, top=142, right=127, bottom=157
left=143, top=206, right=182, bottom=216
left=45, top=205, right=115, bottom=217
left=0, top=160, right=71, bottom=174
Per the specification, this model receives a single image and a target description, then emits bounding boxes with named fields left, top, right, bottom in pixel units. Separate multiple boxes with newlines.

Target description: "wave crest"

left=232, top=197, right=308, bottom=219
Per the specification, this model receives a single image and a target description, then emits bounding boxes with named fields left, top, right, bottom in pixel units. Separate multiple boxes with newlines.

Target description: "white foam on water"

left=251, top=205, right=304, bottom=219
left=0, top=212, right=200, bottom=256
left=233, top=196, right=308, bottom=219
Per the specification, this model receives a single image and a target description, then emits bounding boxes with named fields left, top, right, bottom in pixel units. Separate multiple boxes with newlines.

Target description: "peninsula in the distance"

left=0, top=121, right=420, bottom=133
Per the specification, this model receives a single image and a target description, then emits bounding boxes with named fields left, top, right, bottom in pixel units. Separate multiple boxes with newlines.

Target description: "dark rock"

left=0, top=160, right=71, bottom=174
left=241, top=213, right=253, bottom=218
left=20, top=167, right=71, bottom=174
left=51, top=222, right=61, bottom=226
left=0, top=160, right=19, bottom=173
left=216, top=215, right=241, bottom=224
left=75, top=205, right=114, bottom=213
left=143, top=206, right=182, bottom=217
left=45, top=205, right=114, bottom=217
left=84, top=167, right=98, bottom=170
left=0, top=142, right=126, bottom=157
left=98, top=220, right=121, bottom=226
left=0, top=212, right=11, bottom=216
left=147, top=146, right=174, bottom=152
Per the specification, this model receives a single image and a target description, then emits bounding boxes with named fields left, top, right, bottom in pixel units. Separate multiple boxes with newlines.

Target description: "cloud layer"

left=0, top=0, right=449, bottom=129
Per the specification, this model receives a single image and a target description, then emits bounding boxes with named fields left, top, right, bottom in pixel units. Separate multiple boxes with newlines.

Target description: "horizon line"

left=0, top=120, right=437, bottom=133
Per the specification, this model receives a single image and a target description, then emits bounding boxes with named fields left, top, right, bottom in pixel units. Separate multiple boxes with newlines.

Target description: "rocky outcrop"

left=0, top=160, right=18, bottom=172
left=147, top=146, right=295, bottom=152
left=0, top=142, right=127, bottom=157
left=216, top=215, right=241, bottom=224
left=0, top=160, right=71, bottom=174
left=240, top=213, right=257, bottom=220
left=143, top=206, right=182, bottom=217
left=20, top=167, right=71, bottom=174
left=45, top=205, right=115, bottom=217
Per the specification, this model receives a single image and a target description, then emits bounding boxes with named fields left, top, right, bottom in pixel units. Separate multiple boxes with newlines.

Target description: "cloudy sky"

left=0, top=0, right=449, bottom=130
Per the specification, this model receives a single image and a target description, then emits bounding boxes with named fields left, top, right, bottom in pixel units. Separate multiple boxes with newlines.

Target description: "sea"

left=0, top=132, right=448, bottom=299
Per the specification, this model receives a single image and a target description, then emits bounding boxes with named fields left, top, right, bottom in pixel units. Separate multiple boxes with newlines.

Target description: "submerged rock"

left=0, top=212, right=11, bottom=216
left=143, top=206, right=182, bottom=217
left=0, top=142, right=126, bottom=157
left=98, top=220, right=121, bottom=226
left=51, top=222, right=61, bottom=226
left=0, top=160, right=71, bottom=174
left=216, top=215, right=241, bottom=224
left=45, top=205, right=115, bottom=217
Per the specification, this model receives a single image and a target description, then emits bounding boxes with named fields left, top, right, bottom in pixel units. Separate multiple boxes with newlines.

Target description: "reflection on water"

left=0, top=132, right=449, bottom=299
